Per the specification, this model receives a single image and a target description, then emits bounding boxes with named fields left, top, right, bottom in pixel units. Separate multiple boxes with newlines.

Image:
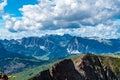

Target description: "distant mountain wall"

left=0, top=34, right=120, bottom=60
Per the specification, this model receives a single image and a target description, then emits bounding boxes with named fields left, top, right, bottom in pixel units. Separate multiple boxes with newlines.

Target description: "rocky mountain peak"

left=29, top=54, right=118, bottom=80
left=0, top=34, right=120, bottom=60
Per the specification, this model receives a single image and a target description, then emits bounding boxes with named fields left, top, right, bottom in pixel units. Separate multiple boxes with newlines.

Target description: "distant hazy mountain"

left=0, top=42, right=23, bottom=58
left=0, top=42, right=49, bottom=74
left=0, top=34, right=120, bottom=60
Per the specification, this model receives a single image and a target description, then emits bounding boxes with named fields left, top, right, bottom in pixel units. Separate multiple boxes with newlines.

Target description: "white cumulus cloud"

left=0, top=0, right=7, bottom=29
left=0, top=0, right=7, bottom=11
left=2, top=0, right=120, bottom=39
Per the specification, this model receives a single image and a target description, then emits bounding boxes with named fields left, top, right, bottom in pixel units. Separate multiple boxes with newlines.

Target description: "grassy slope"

left=10, top=63, right=53, bottom=80
left=10, top=54, right=120, bottom=80
left=10, top=54, right=79, bottom=80
left=10, top=59, right=63, bottom=80
left=99, top=55, right=120, bottom=78
left=100, top=53, right=120, bottom=58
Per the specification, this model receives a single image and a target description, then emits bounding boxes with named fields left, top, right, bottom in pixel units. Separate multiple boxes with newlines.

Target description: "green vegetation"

left=10, top=58, right=63, bottom=80
left=10, top=54, right=120, bottom=80
left=10, top=54, right=85, bottom=80
left=99, top=56, right=120, bottom=75
left=100, top=53, right=120, bottom=58
left=10, top=62, right=54, bottom=80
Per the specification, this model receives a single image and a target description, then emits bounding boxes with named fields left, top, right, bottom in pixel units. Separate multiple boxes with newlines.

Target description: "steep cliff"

left=29, top=54, right=120, bottom=80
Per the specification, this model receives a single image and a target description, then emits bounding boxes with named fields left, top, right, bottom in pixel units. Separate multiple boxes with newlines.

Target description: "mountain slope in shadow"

left=29, top=54, right=119, bottom=80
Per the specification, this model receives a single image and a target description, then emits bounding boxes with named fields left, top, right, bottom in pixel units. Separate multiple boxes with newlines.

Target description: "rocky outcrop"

left=29, top=54, right=119, bottom=80
left=0, top=72, right=8, bottom=80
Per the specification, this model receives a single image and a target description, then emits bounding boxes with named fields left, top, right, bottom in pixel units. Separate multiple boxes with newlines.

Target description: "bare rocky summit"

left=29, top=54, right=120, bottom=80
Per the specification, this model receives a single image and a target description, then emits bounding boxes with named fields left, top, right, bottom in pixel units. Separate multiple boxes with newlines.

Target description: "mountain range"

left=0, top=34, right=120, bottom=79
left=0, top=34, right=120, bottom=60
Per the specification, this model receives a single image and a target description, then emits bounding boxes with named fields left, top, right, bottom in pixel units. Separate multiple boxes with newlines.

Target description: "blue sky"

left=4, top=0, right=38, bottom=17
left=0, top=0, right=38, bottom=28
left=0, top=0, right=120, bottom=39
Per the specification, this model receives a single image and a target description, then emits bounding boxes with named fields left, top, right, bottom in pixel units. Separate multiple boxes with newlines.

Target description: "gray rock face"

left=1, top=34, right=120, bottom=60
left=29, top=54, right=119, bottom=80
